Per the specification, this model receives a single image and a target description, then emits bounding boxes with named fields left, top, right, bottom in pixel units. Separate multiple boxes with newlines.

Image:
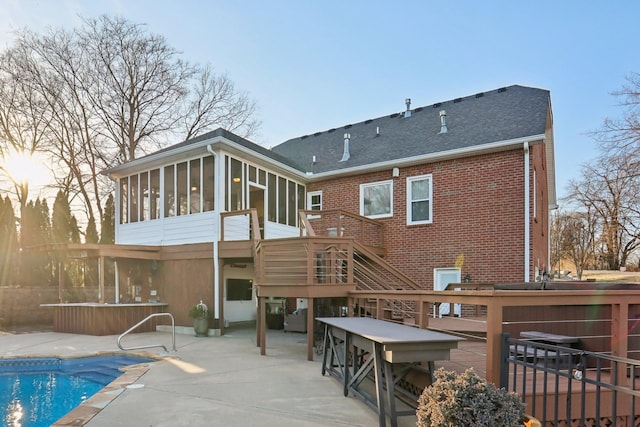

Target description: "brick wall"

left=308, top=148, right=544, bottom=290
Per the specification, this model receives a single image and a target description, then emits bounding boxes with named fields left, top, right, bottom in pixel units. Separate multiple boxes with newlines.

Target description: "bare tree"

left=567, top=153, right=640, bottom=270
left=0, top=15, right=260, bottom=231
left=560, top=211, right=596, bottom=280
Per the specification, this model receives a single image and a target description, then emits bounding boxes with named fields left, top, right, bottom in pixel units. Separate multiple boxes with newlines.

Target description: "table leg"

left=343, top=331, right=351, bottom=397
left=373, top=342, right=387, bottom=427
left=383, top=359, right=397, bottom=427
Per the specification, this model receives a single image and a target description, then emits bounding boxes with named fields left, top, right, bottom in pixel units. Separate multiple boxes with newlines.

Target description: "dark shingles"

left=271, top=85, right=550, bottom=174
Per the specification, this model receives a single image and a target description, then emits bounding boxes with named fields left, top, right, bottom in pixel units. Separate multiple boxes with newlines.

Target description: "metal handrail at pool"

left=117, top=313, right=177, bottom=352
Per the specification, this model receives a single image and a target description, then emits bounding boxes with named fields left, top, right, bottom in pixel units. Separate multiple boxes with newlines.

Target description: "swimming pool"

left=0, top=354, right=153, bottom=427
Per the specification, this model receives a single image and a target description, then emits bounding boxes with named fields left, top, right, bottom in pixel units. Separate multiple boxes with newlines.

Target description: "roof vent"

left=432, top=102, right=441, bottom=108
left=404, top=98, right=412, bottom=118
left=453, top=98, right=462, bottom=103
left=475, top=92, right=484, bottom=98
left=340, top=133, right=351, bottom=162
left=498, top=87, right=507, bottom=93
left=438, top=110, right=448, bottom=134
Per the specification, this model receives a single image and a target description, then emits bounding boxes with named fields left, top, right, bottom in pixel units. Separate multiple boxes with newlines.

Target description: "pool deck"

left=0, top=325, right=485, bottom=427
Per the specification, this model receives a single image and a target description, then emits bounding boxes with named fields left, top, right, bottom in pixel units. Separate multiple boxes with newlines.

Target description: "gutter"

left=523, top=141, right=530, bottom=282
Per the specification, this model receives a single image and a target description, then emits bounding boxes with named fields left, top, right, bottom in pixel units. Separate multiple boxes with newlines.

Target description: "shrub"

left=416, top=368, right=525, bottom=427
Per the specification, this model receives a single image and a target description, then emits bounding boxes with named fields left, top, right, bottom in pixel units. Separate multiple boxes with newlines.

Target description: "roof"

left=271, top=85, right=551, bottom=175
left=103, top=128, right=304, bottom=176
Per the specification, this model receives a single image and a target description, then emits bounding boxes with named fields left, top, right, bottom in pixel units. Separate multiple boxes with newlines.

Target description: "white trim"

left=360, top=180, right=393, bottom=219
left=523, top=142, right=531, bottom=282
left=406, top=174, right=433, bottom=225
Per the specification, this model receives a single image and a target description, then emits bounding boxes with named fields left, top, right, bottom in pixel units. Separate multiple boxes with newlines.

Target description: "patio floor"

left=0, top=323, right=488, bottom=427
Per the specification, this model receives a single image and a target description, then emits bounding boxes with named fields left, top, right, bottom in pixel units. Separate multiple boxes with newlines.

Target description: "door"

left=434, top=268, right=461, bottom=317
left=249, top=185, right=265, bottom=238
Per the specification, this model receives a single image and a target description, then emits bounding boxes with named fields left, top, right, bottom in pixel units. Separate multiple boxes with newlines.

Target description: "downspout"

left=523, top=142, right=530, bottom=282
left=114, top=260, right=120, bottom=303
left=207, top=144, right=220, bottom=324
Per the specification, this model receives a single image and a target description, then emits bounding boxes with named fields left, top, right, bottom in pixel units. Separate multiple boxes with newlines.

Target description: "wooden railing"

left=347, top=287, right=640, bottom=387
left=301, top=209, right=384, bottom=251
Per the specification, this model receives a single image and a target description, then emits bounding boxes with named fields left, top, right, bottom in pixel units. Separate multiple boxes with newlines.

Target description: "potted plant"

left=417, top=368, right=540, bottom=427
left=188, top=300, right=210, bottom=337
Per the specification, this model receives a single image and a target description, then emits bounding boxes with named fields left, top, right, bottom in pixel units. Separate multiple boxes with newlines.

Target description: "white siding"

left=117, top=212, right=219, bottom=245
left=263, top=221, right=299, bottom=239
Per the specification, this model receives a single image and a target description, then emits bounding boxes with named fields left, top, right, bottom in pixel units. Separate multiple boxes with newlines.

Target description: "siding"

left=117, top=212, right=219, bottom=246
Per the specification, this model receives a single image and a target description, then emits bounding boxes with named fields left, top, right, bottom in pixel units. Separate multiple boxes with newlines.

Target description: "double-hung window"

left=407, top=174, right=432, bottom=225
left=360, top=180, right=393, bottom=218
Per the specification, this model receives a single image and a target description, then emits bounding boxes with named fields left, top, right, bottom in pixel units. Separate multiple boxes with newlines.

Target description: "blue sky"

left=2, top=0, right=640, bottom=201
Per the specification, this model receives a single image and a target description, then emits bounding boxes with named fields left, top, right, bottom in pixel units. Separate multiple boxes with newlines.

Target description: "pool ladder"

left=117, top=313, right=177, bottom=352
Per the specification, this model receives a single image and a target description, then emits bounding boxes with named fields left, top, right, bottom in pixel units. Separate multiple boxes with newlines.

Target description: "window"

left=226, top=278, right=253, bottom=301
left=164, top=165, right=175, bottom=217
left=189, top=159, right=201, bottom=214
left=360, top=180, right=393, bottom=218
left=129, top=174, right=138, bottom=222
left=141, top=171, right=149, bottom=221
left=176, top=162, right=188, bottom=216
left=307, top=191, right=322, bottom=212
left=278, top=177, right=287, bottom=224
left=150, top=169, right=160, bottom=219
left=267, top=173, right=277, bottom=222
left=120, top=177, right=128, bottom=224
left=407, top=175, right=432, bottom=224
left=202, top=155, right=215, bottom=212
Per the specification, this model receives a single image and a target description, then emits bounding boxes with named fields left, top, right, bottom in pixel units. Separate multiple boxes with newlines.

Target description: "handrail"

left=117, top=312, right=177, bottom=352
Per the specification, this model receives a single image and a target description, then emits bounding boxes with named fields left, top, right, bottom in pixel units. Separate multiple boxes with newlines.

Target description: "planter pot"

left=522, top=414, right=541, bottom=427
left=193, top=317, right=210, bottom=337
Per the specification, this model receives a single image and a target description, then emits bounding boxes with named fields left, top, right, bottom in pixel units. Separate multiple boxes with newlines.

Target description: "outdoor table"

left=316, top=317, right=462, bottom=427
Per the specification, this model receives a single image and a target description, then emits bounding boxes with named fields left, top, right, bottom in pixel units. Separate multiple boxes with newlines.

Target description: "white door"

left=434, top=268, right=461, bottom=317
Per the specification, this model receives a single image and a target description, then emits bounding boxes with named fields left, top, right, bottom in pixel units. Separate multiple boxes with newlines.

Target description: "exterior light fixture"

left=464, top=274, right=471, bottom=283
left=232, top=177, right=241, bottom=183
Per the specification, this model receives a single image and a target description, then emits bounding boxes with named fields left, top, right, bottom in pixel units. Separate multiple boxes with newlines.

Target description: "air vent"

left=344, top=124, right=352, bottom=129
left=328, top=128, right=336, bottom=133
left=364, top=119, right=373, bottom=124
left=475, top=93, right=484, bottom=98
left=498, top=87, right=507, bottom=93
left=415, top=107, right=423, bottom=112
left=453, top=98, right=462, bottom=103
left=432, top=102, right=441, bottom=108
left=313, top=132, right=321, bottom=136
left=301, top=135, right=308, bottom=139
left=389, top=113, right=400, bottom=118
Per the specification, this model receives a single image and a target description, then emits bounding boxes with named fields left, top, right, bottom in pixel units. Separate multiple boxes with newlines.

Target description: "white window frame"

left=406, top=174, right=433, bottom=225
left=360, top=180, right=393, bottom=219
left=307, top=190, right=322, bottom=218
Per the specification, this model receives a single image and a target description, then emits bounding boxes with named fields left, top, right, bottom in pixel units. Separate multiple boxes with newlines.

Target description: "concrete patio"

left=0, top=325, right=485, bottom=426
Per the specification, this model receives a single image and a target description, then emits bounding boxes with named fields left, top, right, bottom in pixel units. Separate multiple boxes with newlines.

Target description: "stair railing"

left=117, top=312, right=177, bottom=352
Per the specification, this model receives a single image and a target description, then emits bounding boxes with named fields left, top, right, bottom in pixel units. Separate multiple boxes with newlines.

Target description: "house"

left=99, top=84, right=555, bottom=336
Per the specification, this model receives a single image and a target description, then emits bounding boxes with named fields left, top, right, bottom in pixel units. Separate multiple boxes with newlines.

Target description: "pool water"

left=0, top=355, right=153, bottom=427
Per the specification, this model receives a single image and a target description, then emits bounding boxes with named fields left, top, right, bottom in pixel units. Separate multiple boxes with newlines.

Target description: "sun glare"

left=1, top=149, right=50, bottom=190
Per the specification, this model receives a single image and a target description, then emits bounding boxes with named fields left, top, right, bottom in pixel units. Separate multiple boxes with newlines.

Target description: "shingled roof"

left=271, top=85, right=550, bottom=175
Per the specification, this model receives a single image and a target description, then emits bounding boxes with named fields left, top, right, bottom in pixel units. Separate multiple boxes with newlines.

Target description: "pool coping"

left=1, top=350, right=167, bottom=427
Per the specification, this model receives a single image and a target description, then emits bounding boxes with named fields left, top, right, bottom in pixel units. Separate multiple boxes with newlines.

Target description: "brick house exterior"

left=273, top=84, right=555, bottom=288
left=97, top=84, right=554, bottom=330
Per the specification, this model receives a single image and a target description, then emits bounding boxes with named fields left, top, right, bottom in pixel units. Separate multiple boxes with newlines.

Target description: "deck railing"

left=347, top=286, right=640, bottom=388
left=502, top=333, right=640, bottom=426
left=301, top=209, right=384, bottom=250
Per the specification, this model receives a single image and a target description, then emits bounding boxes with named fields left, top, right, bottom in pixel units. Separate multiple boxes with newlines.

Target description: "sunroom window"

left=360, top=180, right=393, bottom=218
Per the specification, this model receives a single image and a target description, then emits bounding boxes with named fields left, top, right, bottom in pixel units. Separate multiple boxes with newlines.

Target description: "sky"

left=1, top=0, right=640, bottom=202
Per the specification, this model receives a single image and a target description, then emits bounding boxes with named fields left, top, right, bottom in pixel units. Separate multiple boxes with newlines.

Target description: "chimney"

left=404, top=98, right=411, bottom=118
left=438, top=110, right=448, bottom=134
left=340, top=133, right=350, bottom=162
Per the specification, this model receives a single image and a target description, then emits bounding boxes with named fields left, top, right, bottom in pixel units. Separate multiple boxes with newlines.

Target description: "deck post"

left=612, top=301, right=629, bottom=385
left=485, top=298, right=503, bottom=385
left=259, top=296, right=267, bottom=355
left=307, top=297, right=315, bottom=361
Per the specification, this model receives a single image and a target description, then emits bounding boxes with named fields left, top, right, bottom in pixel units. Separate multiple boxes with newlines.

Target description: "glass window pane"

left=177, top=162, right=188, bottom=216
left=120, top=177, right=128, bottom=224
left=278, top=176, right=287, bottom=224
left=140, top=172, right=149, bottom=221
left=129, top=174, right=138, bottom=222
left=412, top=200, right=429, bottom=222
left=258, top=169, right=266, bottom=186
left=164, top=165, right=175, bottom=217
left=267, top=173, right=276, bottom=222
left=288, top=180, right=297, bottom=226
left=203, top=155, right=214, bottom=212
left=411, top=179, right=429, bottom=200
left=190, top=159, right=201, bottom=214
left=230, top=157, right=243, bottom=211
left=248, top=165, right=256, bottom=183
left=363, top=183, right=391, bottom=217
left=150, top=169, right=159, bottom=220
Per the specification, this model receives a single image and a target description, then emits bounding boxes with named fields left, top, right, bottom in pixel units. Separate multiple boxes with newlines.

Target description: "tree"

left=567, top=153, right=640, bottom=270
left=0, top=15, right=260, bottom=232
left=85, top=215, right=99, bottom=244
left=0, top=196, right=18, bottom=285
left=52, top=190, right=72, bottom=244
left=99, top=194, right=115, bottom=244
left=561, top=211, right=596, bottom=280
